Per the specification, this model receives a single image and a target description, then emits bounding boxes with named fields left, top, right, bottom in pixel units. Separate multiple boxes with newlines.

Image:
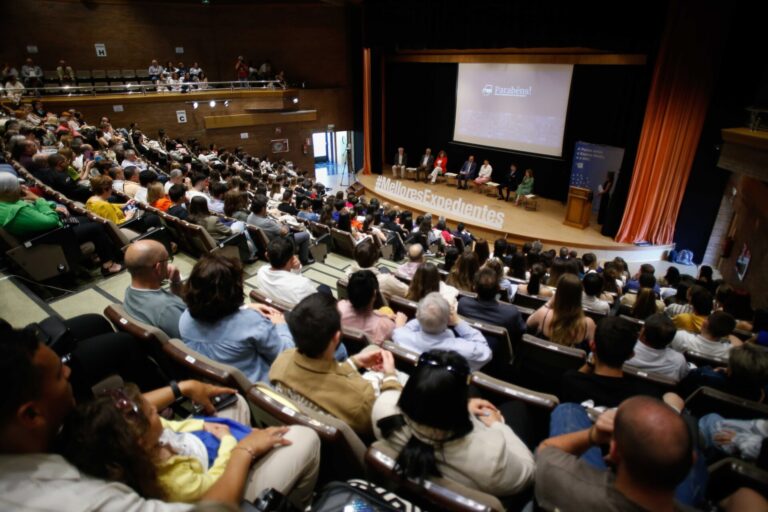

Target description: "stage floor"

left=356, top=172, right=672, bottom=262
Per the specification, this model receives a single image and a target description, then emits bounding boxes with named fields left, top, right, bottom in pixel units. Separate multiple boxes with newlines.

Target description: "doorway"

left=314, top=129, right=353, bottom=188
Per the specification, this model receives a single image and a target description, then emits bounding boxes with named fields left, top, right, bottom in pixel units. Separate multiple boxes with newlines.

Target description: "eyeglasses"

left=417, top=352, right=470, bottom=380
left=102, top=387, right=141, bottom=420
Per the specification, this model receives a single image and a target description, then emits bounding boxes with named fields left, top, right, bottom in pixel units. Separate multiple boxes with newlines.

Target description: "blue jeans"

left=549, top=403, right=708, bottom=507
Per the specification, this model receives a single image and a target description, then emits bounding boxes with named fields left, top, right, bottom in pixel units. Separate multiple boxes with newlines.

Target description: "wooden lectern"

left=563, top=186, right=593, bottom=229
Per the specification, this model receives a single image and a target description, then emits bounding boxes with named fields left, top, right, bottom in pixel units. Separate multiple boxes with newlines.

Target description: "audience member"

left=123, top=240, right=186, bottom=339
left=86, top=175, right=137, bottom=225
left=393, top=292, right=491, bottom=371
left=270, top=293, right=403, bottom=438
left=626, top=313, right=689, bottom=381
left=670, top=310, right=739, bottom=359
left=582, top=272, right=611, bottom=314
left=527, top=274, right=596, bottom=347
left=679, top=343, right=768, bottom=402
left=516, top=263, right=553, bottom=298
left=247, top=194, right=312, bottom=265
left=179, top=253, right=294, bottom=383
left=395, top=243, right=425, bottom=281
left=536, top=396, right=694, bottom=511
left=347, top=240, right=408, bottom=297
left=458, top=267, right=527, bottom=344
left=560, top=316, right=664, bottom=407
left=373, top=349, right=535, bottom=496
left=338, top=270, right=406, bottom=345
left=446, top=250, right=480, bottom=292
left=254, top=237, right=318, bottom=307
left=407, top=262, right=459, bottom=313
left=673, top=287, right=714, bottom=334
left=188, top=196, right=235, bottom=242
left=166, top=183, right=190, bottom=221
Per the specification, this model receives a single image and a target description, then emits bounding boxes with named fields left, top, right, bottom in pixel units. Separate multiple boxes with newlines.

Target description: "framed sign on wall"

left=271, top=139, right=289, bottom=153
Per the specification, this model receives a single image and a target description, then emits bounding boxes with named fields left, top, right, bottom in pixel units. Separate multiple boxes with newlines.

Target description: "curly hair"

left=183, top=253, right=244, bottom=323
left=56, top=383, right=165, bottom=500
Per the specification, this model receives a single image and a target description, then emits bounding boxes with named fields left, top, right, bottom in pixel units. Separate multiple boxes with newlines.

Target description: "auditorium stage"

left=355, top=172, right=673, bottom=263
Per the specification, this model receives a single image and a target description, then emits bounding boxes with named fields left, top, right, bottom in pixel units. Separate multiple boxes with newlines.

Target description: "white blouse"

left=478, top=164, right=493, bottom=178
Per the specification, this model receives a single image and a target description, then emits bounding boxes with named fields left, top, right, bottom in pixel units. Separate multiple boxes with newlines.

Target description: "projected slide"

left=453, top=63, right=574, bottom=157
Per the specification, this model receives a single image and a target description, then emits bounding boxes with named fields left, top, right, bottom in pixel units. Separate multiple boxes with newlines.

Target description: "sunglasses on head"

left=417, top=352, right=470, bottom=381
left=101, top=387, right=141, bottom=420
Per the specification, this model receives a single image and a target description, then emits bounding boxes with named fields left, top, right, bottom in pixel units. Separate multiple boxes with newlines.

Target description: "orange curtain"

left=361, top=48, right=372, bottom=175
left=616, top=1, right=724, bottom=245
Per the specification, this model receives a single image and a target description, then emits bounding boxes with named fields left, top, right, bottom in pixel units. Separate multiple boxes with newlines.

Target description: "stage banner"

left=570, top=141, right=625, bottom=212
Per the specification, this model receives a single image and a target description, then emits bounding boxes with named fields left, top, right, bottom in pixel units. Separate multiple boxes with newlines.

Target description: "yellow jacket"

left=85, top=196, right=126, bottom=225
left=156, top=417, right=238, bottom=503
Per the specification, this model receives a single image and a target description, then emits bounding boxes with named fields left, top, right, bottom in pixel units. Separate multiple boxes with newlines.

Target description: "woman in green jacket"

left=514, top=169, right=535, bottom=205
left=0, top=173, right=123, bottom=275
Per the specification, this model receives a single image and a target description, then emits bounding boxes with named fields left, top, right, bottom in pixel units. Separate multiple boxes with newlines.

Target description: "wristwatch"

left=169, top=380, right=183, bottom=401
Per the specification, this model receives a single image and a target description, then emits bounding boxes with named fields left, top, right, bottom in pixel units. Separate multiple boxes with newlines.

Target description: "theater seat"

left=460, top=317, right=513, bottom=378
left=365, top=442, right=504, bottom=512
left=0, top=225, right=93, bottom=281
left=513, top=292, right=548, bottom=310
left=684, top=386, right=768, bottom=420
left=163, top=338, right=254, bottom=396
left=381, top=340, right=419, bottom=374
left=340, top=326, right=371, bottom=356
left=512, top=334, right=586, bottom=395
left=247, top=384, right=367, bottom=481
left=387, top=295, right=418, bottom=320
left=330, top=228, right=358, bottom=258
left=706, top=457, right=768, bottom=505
left=622, top=364, right=678, bottom=390
left=684, top=350, right=729, bottom=369
left=249, top=288, right=294, bottom=313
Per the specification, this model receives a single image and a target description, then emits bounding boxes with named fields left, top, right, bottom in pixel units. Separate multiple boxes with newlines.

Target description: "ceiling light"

left=224, top=100, right=229, bottom=107
left=292, top=97, right=299, bottom=104
left=209, top=100, right=216, bottom=107
left=192, top=101, right=198, bottom=109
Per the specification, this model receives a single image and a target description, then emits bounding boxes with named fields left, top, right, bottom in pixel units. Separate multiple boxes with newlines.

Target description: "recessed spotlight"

left=224, top=100, right=229, bottom=107
left=209, top=100, right=216, bottom=107
left=292, top=97, right=299, bottom=104
left=192, top=101, right=199, bottom=109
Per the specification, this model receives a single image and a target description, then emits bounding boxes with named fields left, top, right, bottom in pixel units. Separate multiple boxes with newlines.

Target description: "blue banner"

left=570, top=141, right=625, bottom=212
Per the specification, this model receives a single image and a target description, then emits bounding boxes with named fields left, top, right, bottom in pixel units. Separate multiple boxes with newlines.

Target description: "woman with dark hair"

left=372, top=349, right=534, bottom=496
left=407, top=262, right=458, bottom=313
left=318, top=204, right=334, bottom=226
left=659, top=266, right=681, bottom=300
left=474, top=239, right=490, bottom=265
left=526, top=274, right=596, bottom=347
left=223, top=189, right=250, bottom=222
left=483, top=258, right=515, bottom=301
left=516, top=262, right=553, bottom=298
left=632, top=287, right=661, bottom=320
left=57, top=383, right=319, bottom=506
left=179, top=253, right=294, bottom=383
left=338, top=270, right=405, bottom=345
left=508, top=252, right=527, bottom=281
left=447, top=251, right=480, bottom=292
left=188, top=196, right=234, bottom=242
left=439, top=246, right=460, bottom=273
left=697, top=265, right=716, bottom=293
left=596, top=171, right=614, bottom=225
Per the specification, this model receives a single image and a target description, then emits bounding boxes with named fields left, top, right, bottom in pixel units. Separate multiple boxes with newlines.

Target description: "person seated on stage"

left=498, top=164, right=522, bottom=201
left=527, top=274, right=596, bottom=348
left=447, top=250, right=480, bottom=293
left=372, top=349, right=535, bottom=498
left=0, top=173, right=125, bottom=276
left=472, top=159, right=493, bottom=190
left=415, top=147, right=434, bottom=182
left=511, top=169, right=534, bottom=205
left=348, top=239, right=409, bottom=297
left=395, top=243, right=425, bottom=281
left=180, top=253, right=294, bottom=384
left=407, top=262, right=459, bottom=314
left=270, top=292, right=403, bottom=439
left=625, top=313, right=689, bottom=382
left=392, top=292, right=491, bottom=371
left=428, top=150, right=448, bottom=184
left=535, top=397, right=695, bottom=512
left=391, top=147, right=407, bottom=179
left=456, top=155, right=477, bottom=190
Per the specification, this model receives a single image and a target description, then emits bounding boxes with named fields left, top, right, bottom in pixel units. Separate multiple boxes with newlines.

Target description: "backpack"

left=675, top=249, right=694, bottom=266
left=311, top=480, right=420, bottom=512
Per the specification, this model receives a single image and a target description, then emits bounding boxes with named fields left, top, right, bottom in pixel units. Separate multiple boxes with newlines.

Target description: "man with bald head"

left=123, top=240, right=186, bottom=338
left=536, top=396, right=696, bottom=511
left=395, top=243, right=425, bottom=281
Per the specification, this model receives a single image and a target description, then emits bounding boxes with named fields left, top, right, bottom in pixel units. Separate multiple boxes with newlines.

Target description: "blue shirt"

left=392, top=319, right=491, bottom=371
left=179, top=306, right=294, bottom=384
left=297, top=210, right=319, bottom=222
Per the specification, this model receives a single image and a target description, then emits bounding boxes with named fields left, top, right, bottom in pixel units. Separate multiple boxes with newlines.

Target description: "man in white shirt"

left=20, top=58, right=43, bottom=88
left=186, top=172, right=210, bottom=201
left=4, top=75, right=25, bottom=104
left=626, top=313, right=689, bottom=382
left=391, top=147, right=407, bottom=179
left=582, top=272, right=611, bottom=315
left=670, top=311, right=739, bottom=360
left=255, top=237, right=319, bottom=308
left=164, top=168, right=184, bottom=193
left=121, top=149, right=147, bottom=171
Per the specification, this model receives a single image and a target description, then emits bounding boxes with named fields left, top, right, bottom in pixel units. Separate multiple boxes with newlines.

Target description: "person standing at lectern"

left=457, top=155, right=477, bottom=190
left=392, top=147, right=407, bottom=179
left=416, top=148, right=434, bottom=182
left=498, top=164, right=521, bottom=201
left=597, top=171, right=615, bottom=225
left=429, top=150, right=448, bottom=184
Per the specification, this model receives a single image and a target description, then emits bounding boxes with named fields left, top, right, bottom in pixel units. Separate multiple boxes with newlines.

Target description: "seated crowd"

left=1, top=103, right=767, bottom=511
